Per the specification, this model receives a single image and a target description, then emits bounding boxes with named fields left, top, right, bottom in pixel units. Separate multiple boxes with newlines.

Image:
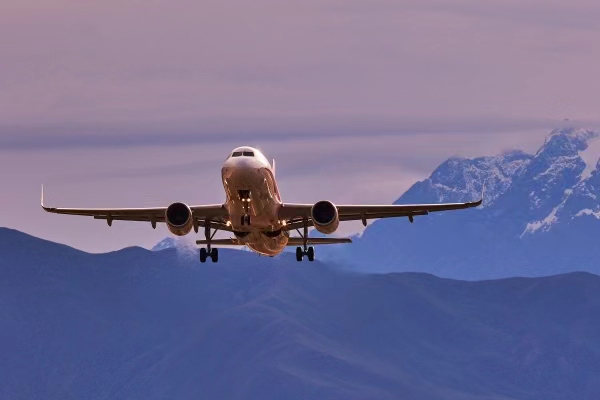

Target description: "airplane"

left=42, top=146, right=483, bottom=263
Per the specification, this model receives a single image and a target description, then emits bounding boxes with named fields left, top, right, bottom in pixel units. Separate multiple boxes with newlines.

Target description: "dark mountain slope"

left=1, top=228, right=599, bottom=399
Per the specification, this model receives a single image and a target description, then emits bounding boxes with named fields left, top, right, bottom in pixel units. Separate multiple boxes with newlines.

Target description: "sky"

left=1, top=0, right=599, bottom=252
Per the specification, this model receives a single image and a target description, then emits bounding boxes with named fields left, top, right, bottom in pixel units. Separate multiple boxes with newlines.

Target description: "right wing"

left=41, top=186, right=231, bottom=231
left=279, top=188, right=484, bottom=230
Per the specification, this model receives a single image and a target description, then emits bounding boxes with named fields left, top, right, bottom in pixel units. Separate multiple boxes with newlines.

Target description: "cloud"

left=1, top=0, right=600, bottom=129
left=2, top=0, right=599, bottom=252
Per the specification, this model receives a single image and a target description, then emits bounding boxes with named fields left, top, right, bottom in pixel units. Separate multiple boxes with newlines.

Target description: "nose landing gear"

left=239, top=190, right=252, bottom=226
left=241, top=214, right=251, bottom=226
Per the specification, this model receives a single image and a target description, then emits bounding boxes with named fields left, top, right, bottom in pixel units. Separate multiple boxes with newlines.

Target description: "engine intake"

left=165, top=202, right=193, bottom=236
left=311, top=200, right=339, bottom=234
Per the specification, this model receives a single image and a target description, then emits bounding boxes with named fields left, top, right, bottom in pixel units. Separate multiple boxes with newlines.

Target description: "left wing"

left=279, top=192, right=483, bottom=230
left=41, top=187, right=230, bottom=230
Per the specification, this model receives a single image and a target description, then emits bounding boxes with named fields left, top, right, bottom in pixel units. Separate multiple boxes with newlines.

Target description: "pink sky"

left=1, top=0, right=599, bottom=251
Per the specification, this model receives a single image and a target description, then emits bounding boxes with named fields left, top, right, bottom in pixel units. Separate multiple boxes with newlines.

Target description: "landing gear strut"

left=200, top=221, right=219, bottom=263
left=295, top=218, right=315, bottom=262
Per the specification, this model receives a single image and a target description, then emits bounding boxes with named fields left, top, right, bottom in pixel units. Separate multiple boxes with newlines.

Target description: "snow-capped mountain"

left=152, top=237, right=178, bottom=251
left=151, top=236, right=199, bottom=258
left=331, top=127, right=600, bottom=280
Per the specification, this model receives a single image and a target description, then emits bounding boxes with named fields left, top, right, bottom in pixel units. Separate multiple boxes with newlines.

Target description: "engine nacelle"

left=165, top=202, right=193, bottom=236
left=311, top=200, right=339, bottom=234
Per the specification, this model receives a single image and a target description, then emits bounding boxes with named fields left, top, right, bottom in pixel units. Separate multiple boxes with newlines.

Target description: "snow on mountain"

left=579, top=133, right=600, bottom=181
left=418, top=149, right=532, bottom=207
left=152, top=236, right=198, bottom=256
left=327, top=127, right=600, bottom=279
left=152, top=237, right=178, bottom=251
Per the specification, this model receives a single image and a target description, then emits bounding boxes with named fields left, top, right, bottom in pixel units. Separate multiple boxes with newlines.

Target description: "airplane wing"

left=279, top=190, right=483, bottom=230
left=41, top=187, right=230, bottom=230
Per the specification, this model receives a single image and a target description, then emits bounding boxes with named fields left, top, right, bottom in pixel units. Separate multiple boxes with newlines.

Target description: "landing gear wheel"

left=296, top=247, right=303, bottom=262
left=200, top=248, right=208, bottom=263
left=240, top=215, right=251, bottom=226
left=211, top=248, right=219, bottom=263
left=307, top=246, right=315, bottom=262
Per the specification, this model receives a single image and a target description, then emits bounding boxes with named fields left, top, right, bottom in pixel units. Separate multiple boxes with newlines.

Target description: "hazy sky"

left=1, top=0, right=599, bottom=252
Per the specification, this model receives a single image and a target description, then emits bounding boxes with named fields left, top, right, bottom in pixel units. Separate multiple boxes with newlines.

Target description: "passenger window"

left=243, top=151, right=254, bottom=157
left=232, top=151, right=243, bottom=157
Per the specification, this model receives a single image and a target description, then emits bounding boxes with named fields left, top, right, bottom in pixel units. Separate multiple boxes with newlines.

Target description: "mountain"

left=152, top=237, right=178, bottom=251
left=329, top=127, right=600, bottom=280
left=2, top=227, right=600, bottom=399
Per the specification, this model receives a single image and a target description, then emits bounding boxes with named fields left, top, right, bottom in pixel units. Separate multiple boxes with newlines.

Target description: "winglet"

left=478, top=182, right=486, bottom=207
left=468, top=182, right=485, bottom=208
left=41, top=185, right=50, bottom=211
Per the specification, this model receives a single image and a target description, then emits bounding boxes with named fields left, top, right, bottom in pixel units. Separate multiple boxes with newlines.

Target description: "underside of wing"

left=280, top=189, right=483, bottom=230
left=41, top=186, right=230, bottom=230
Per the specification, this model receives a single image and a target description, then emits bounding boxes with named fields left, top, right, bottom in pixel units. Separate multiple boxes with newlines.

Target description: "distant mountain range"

left=2, top=227, right=600, bottom=400
left=322, top=127, right=600, bottom=280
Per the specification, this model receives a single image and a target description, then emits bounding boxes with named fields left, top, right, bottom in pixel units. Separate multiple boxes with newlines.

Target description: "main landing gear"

left=200, top=247, right=219, bottom=263
left=295, top=218, right=315, bottom=262
left=296, top=246, right=315, bottom=262
left=200, top=221, right=219, bottom=263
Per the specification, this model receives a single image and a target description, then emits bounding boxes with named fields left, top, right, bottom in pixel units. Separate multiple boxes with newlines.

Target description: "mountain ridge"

left=325, top=127, right=600, bottom=279
left=1, top=227, right=600, bottom=399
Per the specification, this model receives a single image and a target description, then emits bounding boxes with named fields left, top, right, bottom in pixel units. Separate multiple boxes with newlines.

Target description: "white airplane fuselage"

left=221, top=146, right=288, bottom=256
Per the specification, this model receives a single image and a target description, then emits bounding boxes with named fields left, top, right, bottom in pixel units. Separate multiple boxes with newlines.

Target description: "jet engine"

left=165, top=202, right=194, bottom=236
left=311, top=200, right=339, bottom=234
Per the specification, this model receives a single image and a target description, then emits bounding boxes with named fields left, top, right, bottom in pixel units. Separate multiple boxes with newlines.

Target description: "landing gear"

left=199, top=247, right=219, bottom=263
left=241, top=214, right=251, bottom=226
left=295, top=246, right=315, bottom=262
left=239, top=190, right=252, bottom=226
left=295, top=218, right=315, bottom=262
left=199, top=221, right=219, bottom=263
left=296, top=246, right=303, bottom=262
left=307, top=246, right=315, bottom=262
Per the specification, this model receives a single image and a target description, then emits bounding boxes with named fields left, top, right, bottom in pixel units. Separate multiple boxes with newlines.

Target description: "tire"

left=296, top=247, right=303, bottom=262
left=307, top=247, right=315, bottom=262
left=211, top=248, right=219, bottom=263
left=200, top=248, right=207, bottom=263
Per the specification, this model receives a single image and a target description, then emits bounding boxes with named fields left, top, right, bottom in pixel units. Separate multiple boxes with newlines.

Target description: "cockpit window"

left=243, top=151, right=254, bottom=157
left=232, top=151, right=243, bottom=157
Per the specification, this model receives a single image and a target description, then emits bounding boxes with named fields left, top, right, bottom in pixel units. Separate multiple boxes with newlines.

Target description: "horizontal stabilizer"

left=196, top=237, right=352, bottom=247
left=196, top=238, right=241, bottom=246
